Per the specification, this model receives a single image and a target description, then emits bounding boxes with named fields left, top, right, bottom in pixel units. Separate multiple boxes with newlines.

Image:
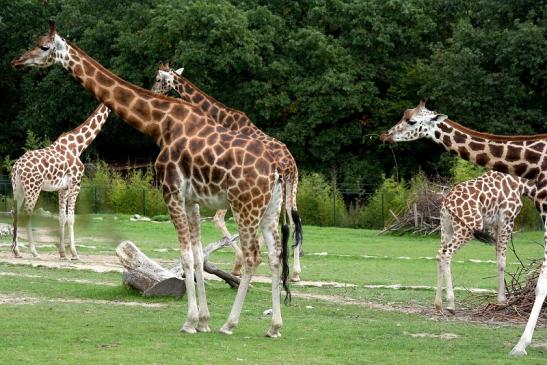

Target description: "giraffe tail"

left=291, top=209, right=303, bottom=252
left=472, top=229, right=496, bottom=245
left=280, top=222, right=291, bottom=305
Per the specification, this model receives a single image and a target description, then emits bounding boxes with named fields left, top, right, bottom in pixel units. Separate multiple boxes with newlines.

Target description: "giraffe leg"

left=27, top=212, right=38, bottom=258
left=220, top=226, right=261, bottom=335
left=58, top=189, right=68, bottom=259
left=435, top=208, right=452, bottom=312
left=11, top=196, right=24, bottom=258
left=66, top=186, right=80, bottom=260
left=510, top=215, right=547, bottom=356
left=496, top=221, right=512, bottom=304
left=443, top=221, right=471, bottom=314
left=286, top=177, right=302, bottom=282
left=213, top=209, right=230, bottom=238
left=187, top=203, right=210, bottom=333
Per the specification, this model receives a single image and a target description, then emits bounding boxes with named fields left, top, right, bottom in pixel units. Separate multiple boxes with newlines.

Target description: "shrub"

left=296, top=172, right=346, bottom=226
left=360, top=176, right=410, bottom=229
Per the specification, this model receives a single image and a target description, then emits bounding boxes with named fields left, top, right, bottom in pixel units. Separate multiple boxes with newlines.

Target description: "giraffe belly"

left=180, top=180, right=228, bottom=210
left=42, top=176, right=70, bottom=192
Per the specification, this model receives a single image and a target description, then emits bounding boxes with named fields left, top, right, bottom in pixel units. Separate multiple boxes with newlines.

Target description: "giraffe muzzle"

left=379, top=133, right=394, bottom=144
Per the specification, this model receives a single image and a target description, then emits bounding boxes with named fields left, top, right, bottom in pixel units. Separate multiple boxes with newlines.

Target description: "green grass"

left=0, top=214, right=546, bottom=364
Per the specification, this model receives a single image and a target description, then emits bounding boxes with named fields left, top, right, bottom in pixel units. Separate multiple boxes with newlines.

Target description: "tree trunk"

left=115, top=236, right=241, bottom=297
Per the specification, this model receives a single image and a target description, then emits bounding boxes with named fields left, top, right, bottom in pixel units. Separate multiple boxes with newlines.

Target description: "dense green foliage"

left=1, top=0, right=545, bottom=188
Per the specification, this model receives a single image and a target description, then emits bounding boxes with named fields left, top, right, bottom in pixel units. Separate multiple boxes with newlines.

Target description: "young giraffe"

left=381, top=99, right=547, bottom=356
left=436, top=170, right=536, bottom=314
left=11, top=104, right=110, bottom=260
left=12, top=20, right=291, bottom=337
left=151, top=64, right=303, bottom=281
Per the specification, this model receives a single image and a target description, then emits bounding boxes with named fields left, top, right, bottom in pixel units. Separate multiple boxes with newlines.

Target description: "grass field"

left=0, top=214, right=546, bottom=364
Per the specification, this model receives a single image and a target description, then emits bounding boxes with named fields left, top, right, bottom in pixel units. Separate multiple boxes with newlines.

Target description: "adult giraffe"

left=381, top=99, right=547, bottom=356
left=12, top=19, right=291, bottom=337
left=11, top=104, right=110, bottom=260
left=151, top=64, right=303, bottom=281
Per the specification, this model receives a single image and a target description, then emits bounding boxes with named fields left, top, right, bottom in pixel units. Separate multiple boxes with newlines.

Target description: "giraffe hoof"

left=446, top=307, right=455, bottom=315
left=31, top=253, right=39, bottom=259
left=13, top=254, right=23, bottom=259
left=266, top=329, right=282, bottom=338
left=196, top=325, right=211, bottom=333
left=70, top=256, right=80, bottom=261
left=59, top=256, right=68, bottom=261
left=219, top=325, right=233, bottom=335
left=231, top=271, right=241, bottom=277
left=290, top=274, right=301, bottom=282
left=509, top=346, right=527, bottom=356
left=179, top=324, right=197, bottom=334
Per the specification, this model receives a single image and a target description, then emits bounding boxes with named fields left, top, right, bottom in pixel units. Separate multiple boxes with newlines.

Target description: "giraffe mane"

left=445, top=119, right=547, bottom=142
left=171, top=70, right=249, bottom=115
left=66, top=41, right=197, bottom=109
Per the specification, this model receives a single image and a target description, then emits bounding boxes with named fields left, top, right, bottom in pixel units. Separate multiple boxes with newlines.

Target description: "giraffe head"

left=151, top=63, right=184, bottom=94
left=11, top=19, right=68, bottom=69
left=380, top=99, right=447, bottom=143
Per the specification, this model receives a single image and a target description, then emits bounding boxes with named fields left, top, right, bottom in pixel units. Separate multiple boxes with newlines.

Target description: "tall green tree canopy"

left=1, top=0, right=545, bottom=189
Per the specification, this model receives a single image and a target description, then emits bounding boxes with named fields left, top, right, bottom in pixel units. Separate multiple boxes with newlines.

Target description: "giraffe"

left=380, top=99, right=547, bottom=356
left=11, top=103, right=110, bottom=260
left=151, top=64, right=303, bottom=281
left=12, top=19, right=291, bottom=337
left=436, top=170, right=536, bottom=314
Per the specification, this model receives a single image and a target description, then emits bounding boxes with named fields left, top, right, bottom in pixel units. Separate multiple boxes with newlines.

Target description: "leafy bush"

left=296, top=172, right=346, bottom=226
left=359, top=176, right=410, bottom=229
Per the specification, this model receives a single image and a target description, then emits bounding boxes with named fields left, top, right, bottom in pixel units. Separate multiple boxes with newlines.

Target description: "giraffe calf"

left=435, top=170, right=536, bottom=313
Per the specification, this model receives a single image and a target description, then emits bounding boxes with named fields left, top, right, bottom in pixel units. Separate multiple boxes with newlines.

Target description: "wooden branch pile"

left=383, top=183, right=446, bottom=235
left=468, top=258, right=546, bottom=324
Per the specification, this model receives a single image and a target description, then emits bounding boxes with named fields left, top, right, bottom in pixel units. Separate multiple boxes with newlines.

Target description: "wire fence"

left=0, top=180, right=401, bottom=229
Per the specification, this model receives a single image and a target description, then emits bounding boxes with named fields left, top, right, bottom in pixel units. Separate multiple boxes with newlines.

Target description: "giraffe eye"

left=40, top=46, right=50, bottom=51
left=407, top=119, right=416, bottom=125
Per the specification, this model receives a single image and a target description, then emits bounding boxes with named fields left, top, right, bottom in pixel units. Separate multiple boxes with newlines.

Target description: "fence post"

left=142, top=189, right=146, bottom=216
left=93, top=186, right=97, bottom=214
left=381, top=192, right=385, bottom=228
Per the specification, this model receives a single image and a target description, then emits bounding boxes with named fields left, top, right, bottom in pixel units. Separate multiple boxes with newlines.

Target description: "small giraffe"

left=436, top=170, right=536, bottom=314
left=11, top=104, right=110, bottom=259
left=381, top=99, right=547, bottom=356
left=152, top=64, right=303, bottom=281
left=12, top=20, right=290, bottom=337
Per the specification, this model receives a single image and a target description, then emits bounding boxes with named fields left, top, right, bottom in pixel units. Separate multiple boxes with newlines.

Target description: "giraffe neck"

left=56, top=104, right=110, bottom=156
left=431, top=119, right=547, bottom=180
left=55, top=36, right=179, bottom=145
left=171, top=73, right=252, bottom=131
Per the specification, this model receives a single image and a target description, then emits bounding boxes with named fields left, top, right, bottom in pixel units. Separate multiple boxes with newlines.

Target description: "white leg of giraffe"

left=496, top=220, right=512, bottom=304
left=286, top=178, right=302, bottom=282
left=213, top=209, right=230, bottom=238
left=58, top=189, right=68, bottom=259
left=261, top=179, right=284, bottom=337
left=11, top=193, right=25, bottom=258
left=187, top=203, right=210, bottom=333
left=435, top=208, right=452, bottom=312
left=220, top=224, right=261, bottom=335
left=66, top=186, right=80, bottom=260
left=510, top=216, right=547, bottom=356
left=26, top=212, right=38, bottom=257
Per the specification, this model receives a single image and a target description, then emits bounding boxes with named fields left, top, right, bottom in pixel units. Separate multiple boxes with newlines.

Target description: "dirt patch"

left=0, top=293, right=167, bottom=308
left=404, top=331, right=459, bottom=340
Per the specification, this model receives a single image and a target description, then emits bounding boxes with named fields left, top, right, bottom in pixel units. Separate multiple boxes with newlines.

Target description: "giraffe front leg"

left=187, top=203, right=210, bottom=333
left=27, top=213, right=38, bottom=258
left=11, top=199, right=22, bottom=258
left=434, top=253, right=444, bottom=312
left=496, top=232, right=510, bottom=304
left=66, top=187, right=80, bottom=260
left=58, top=189, right=68, bottom=259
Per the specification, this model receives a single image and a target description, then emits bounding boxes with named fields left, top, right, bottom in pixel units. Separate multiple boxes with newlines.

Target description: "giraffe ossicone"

left=12, top=19, right=292, bottom=337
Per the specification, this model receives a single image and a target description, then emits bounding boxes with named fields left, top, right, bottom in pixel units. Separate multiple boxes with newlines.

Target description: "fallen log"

left=116, top=236, right=241, bottom=297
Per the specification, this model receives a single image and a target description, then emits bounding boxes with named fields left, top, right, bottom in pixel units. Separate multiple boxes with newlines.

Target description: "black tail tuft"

left=280, top=223, right=291, bottom=305
left=291, top=208, right=303, bottom=254
left=473, top=229, right=496, bottom=245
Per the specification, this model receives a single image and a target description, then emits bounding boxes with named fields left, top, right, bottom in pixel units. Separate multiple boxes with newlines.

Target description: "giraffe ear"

left=48, top=18, right=56, bottom=37
left=175, top=68, right=184, bottom=75
left=419, top=98, right=427, bottom=109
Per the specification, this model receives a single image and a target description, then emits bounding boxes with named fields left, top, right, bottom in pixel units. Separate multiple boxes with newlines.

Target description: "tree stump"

left=116, top=236, right=241, bottom=297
